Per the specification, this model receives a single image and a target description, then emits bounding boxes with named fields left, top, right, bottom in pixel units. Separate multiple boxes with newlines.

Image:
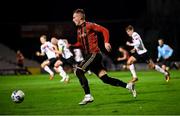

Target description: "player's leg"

left=127, top=56, right=138, bottom=83
left=91, top=53, right=136, bottom=97
left=41, top=60, right=54, bottom=80
left=148, top=59, right=170, bottom=82
left=54, top=60, right=69, bottom=83
left=75, top=67, right=93, bottom=105
left=74, top=54, right=96, bottom=105
left=97, top=69, right=136, bottom=98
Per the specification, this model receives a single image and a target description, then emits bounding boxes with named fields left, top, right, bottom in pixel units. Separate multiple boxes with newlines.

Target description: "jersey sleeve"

left=164, top=45, right=173, bottom=58
left=40, top=45, right=45, bottom=54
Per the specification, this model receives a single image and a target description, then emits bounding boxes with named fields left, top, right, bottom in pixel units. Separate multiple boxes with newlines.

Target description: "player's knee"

left=127, top=61, right=131, bottom=65
left=55, top=60, right=62, bottom=67
left=41, top=63, right=45, bottom=68
left=98, top=70, right=107, bottom=77
left=127, top=59, right=133, bottom=65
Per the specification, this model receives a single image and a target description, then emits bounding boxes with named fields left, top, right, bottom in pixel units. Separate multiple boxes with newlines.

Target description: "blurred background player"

left=51, top=37, right=74, bottom=82
left=157, top=38, right=179, bottom=70
left=126, top=25, right=170, bottom=82
left=36, top=35, right=69, bottom=82
left=116, top=46, right=138, bottom=82
left=16, top=50, right=31, bottom=75
left=16, top=50, right=24, bottom=68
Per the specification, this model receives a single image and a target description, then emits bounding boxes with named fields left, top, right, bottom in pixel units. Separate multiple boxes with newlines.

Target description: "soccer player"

left=36, top=35, right=69, bottom=81
left=117, top=46, right=138, bottom=82
left=16, top=50, right=24, bottom=68
left=157, top=38, right=179, bottom=70
left=51, top=37, right=75, bottom=82
left=125, top=25, right=170, bottom=82
left=71, top=9, right=136, bottom=105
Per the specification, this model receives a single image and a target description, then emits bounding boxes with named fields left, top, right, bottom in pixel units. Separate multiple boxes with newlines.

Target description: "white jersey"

left=73, top=48, right=84, bottom=62
left=58, top=39, right=73, bottom=59
left=130, top=32, right=147, bottom=55
left=41, top=41, right=56, bottom=59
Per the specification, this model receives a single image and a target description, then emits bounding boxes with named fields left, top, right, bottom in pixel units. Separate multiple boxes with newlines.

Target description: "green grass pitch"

left=0, top=70, right=180, bottom=115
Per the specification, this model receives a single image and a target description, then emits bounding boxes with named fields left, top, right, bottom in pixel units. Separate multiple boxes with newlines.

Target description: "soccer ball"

left=11, top=90, right=25, bottom=103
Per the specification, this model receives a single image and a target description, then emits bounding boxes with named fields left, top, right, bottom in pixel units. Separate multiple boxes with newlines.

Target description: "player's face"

left=73, top=13, right=82, bottom=26
left=126, top=30, right=133, bottom=37
left=51, top=38, right=57, bottom=45
left=40, top=37, right=46, bottom=44
left=158, top=40, right=164, bottom=46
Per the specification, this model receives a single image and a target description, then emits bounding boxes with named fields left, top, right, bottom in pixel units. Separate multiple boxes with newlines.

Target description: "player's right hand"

left=36, top=51, right=40, bottom=56
left=105, top=43, right=112, bottom=52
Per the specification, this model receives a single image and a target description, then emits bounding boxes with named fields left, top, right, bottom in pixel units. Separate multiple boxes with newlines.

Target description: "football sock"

left=75, top=69, right=90, bottom=94
left=129, top=64, right=137, bottom=78
left=44, top=66, right=54, bottom=75
left=57, top=66, right=68, bottom=79
left=155, top=65, right=167, bottom=75
left=100, top=74, right=127, bottom=88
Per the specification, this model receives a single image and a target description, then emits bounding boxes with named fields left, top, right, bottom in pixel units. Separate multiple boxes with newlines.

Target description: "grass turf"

left=0, top=70, right=180, bottom=115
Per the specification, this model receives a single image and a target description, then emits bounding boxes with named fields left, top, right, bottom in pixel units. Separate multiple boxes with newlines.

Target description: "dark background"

left=0, top=0, right=180, bottom=63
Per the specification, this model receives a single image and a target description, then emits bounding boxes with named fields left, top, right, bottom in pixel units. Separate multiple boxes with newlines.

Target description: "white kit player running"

left=51, top=37, right=75, bottom=82
left=125, top=25, right=170, bottom=82
left=36, top=35, right=69, bottom=81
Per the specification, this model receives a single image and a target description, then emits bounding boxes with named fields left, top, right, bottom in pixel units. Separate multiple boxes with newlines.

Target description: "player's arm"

left=117, top=51, right=128, bottom=61
left=126, top=38, right=140, bottom=47
left=91, top=23, right=111, bottom=52
left=36, top=51, right=45, bottom=56
left=117, top=56, right=125, bottom=61
left=164, top=45, right=173, bottom=59
left=157, top=47, right=161, bottom=62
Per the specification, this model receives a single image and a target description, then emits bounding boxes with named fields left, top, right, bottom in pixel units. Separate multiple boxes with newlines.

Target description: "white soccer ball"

left=11, top=90, right=25, bottom=103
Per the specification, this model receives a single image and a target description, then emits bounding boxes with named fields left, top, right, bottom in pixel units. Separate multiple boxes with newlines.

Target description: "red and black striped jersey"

left=73, top=22, right=109, bottom=55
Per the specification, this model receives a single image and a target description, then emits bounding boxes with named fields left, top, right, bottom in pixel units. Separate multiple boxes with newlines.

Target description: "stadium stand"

left=0, top=43, right=40, bottom=75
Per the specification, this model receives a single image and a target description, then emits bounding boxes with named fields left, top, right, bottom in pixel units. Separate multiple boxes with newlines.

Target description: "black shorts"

left=61, top=56, right=75, bottom=67
left=49, top=58, right=58, bottom=67
left=77, top=53, right=106, bottom=76
left=158, top=58, right=171, bottom=67
left=133, top=52, right=151, bottom=64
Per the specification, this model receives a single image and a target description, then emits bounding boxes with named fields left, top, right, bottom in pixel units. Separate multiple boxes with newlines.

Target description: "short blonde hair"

left=73, top=8, right=85, bottom=20
left=125, top=25, right=134, bottom=31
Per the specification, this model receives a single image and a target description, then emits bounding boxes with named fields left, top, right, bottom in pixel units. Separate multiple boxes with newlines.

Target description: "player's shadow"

left=137, top=89, right=177, bottom=95
left=94, top=99, right=153, bottom=107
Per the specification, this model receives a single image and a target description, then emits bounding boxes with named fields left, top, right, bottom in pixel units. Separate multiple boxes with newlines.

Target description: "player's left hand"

left=105, top=43, right=112, bottom=52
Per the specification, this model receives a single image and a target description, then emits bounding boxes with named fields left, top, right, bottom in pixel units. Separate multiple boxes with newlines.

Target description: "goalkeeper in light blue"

left=157, top=38, right=179, bottom=70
